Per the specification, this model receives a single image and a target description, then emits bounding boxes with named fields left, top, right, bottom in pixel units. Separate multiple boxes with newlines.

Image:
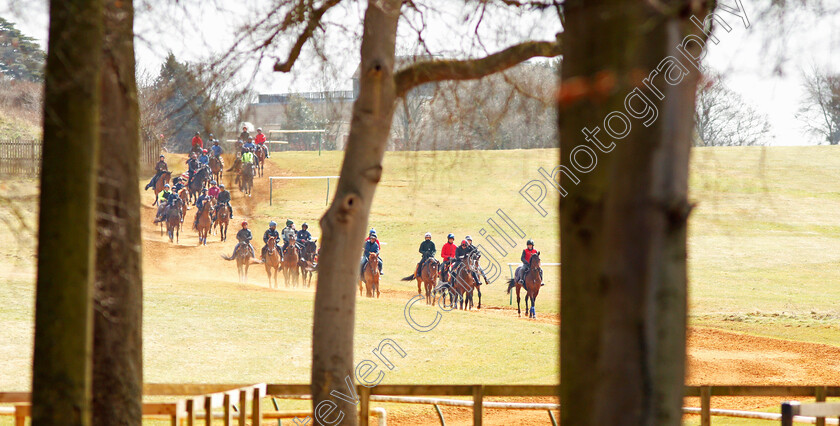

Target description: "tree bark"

left=92, top=0, right=143, bottom=424
left=559, top=1, right=710, bottom=424
left=310, top=1, right=400, bottom=423
left=31, top=0, right=103, bottom=424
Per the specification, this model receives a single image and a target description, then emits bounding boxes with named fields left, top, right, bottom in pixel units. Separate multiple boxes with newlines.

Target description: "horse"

left=263, top=236, right=282, bottom=289
left=213, top=201, right=229, bottom=242
left=359, top=252, right=380, bottom=298
left=450, top=252, right=483, bottom=310
left=187, top=166, right=211, bottom=205
left=402, top=258, right=440, bottom=305
left=299, top=239, right=318, bottom=288
left=209, top=156, right=223, bottom=182
left=164, top=198, right=182, bottom=243
left=239, top=162, right=254, bottom=196
left=221, top=243, right=253, bottom=283
left=507, top=252, right=543, bottom=318
left=177, top=188, right=188, bottom=225
left=254, top=147, right=265, bottom=177
left=152, top=171, right=172, bottom=206
left=194, top=201, right=213, bottom=246
left=282, top=241, right=300, bottom=287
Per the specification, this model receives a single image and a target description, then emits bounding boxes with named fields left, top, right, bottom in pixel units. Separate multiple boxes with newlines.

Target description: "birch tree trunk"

left=311, top=0, right=400, bottom=422
left=92, top=0, right=143, bottom=423
left=31, top=0, right=103, bottom=424
left=560, top=0, right=710, bottom=424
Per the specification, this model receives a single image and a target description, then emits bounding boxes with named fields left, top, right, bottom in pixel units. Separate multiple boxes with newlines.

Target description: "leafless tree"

left=798, top=67, right=840, bottom=145
left=694, top=74, right=771, bottom=146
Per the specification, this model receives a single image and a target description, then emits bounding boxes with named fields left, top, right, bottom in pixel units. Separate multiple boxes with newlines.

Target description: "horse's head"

left=530, top=251, right=541, bottom=269
left=267, top=237, right=276, bottom=250
left=368, top=252, right=378, bottom=263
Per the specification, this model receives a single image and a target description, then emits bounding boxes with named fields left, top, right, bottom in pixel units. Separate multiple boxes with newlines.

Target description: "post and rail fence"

left=0, top=138, right=162, bottom=178
left=4, top=384, right=840, bottom=425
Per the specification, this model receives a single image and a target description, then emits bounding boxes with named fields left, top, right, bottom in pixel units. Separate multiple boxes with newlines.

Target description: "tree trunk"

left=92, top=0, right=143, bottom=424
left=31, top=0, right=103, bottom=424
left=560, top=1, right=709, bottom=424
left=310, top=1, right=400, bottom=423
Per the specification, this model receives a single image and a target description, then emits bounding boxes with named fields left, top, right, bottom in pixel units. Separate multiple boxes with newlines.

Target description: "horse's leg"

left=477, top=287, right=482, bottom=309
left=516, top=286, right=522, bottom=317
left=530, top=294, right=536, bottom=318
left=525, top=291, right=530, bottom=317
left=375, top=279, right=380, bottom=298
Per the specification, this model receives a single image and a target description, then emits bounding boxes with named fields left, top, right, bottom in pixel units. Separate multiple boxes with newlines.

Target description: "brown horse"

left=359, top=252, right=381, bottom=298
left=299, top=239, right=318, bottom=288
left=507, top=252, right=542, bottom=318
left=213, top=201, right=229, bottom=242
left=263, top=236, right=282, bottom=289
left=209, top=156, right=223, bottom=182
left=282, top=242, right=299, bottom=287
left=401, top=258, right=440, bottom=305
left=194, top=201, right=213, bottom=246
left=222, top=243, right=254, bottom=283
left=152, top=171, right=172, bottom=206
left=254, top=148, right=265, bottom=177
left=178, top=189, right=188, bottom=226
left=450, top=252, right=483, bottom=310
left=164, top=198, right=182, bottom=243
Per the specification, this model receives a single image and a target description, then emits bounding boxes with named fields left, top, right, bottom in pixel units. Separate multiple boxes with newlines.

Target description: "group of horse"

left=222, top=237, right=318, bottom=289
left=150, top=176, right=231, bottom=245
left=402, top=251, right=544, bottom=318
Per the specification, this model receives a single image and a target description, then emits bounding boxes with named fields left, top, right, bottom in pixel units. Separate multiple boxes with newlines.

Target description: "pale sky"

left=2, top=0, right=838, bottom=146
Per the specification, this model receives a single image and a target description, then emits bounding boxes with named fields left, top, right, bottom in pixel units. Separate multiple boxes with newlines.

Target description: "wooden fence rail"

left=0, top=139, right=41, bottom=177
left=4, top=384, right=840, bottom=425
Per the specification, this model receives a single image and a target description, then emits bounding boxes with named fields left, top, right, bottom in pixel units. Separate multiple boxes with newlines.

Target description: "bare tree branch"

left=273, top=0, right=343, bottom=72
left=393, top=36, right=561, bottom=98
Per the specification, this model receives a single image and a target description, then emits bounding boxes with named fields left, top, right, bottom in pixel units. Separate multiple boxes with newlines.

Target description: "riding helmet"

left=369, top=229, right=377, bottom=237
left=461, top=240, right=467, bottom=245
left=195, top=131, right=200, bottom=135
left=465, top=235, right=472, bottom=241
left=201, top=188, right=207, bottom=193
left=447, top=233, right=455, bottom=240
left=203, top=149, right=208, bottom=153
left=164, top=184, right=170, bottom=188
left=210, top=180, right=217, bottom=185
left=219, top=184, right=225, bottom=189
left=527, top=239, right=534, bottom=246
left=302, top=223, right=308, bottom=229
left=425, top=232, right=431, bottom=238
left=241, top=221, right=248, bottom=227
left=269, top=221, right=277, bottom=227
left=286, top=219, right=294, bottom=226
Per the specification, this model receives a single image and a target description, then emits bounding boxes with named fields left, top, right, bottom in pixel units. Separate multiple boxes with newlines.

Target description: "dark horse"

left=507, top=252, right=543, bottom=318
left=187, top=166, right=211, bottom=205
left=299, top=240, right=318, bottom=288
left=163, top=198, right=182, bottom=243
left=239, top=162, right=254, bottom=196
left=449, top=251, right=483, bottom=310
left=222, top=243, right=254, bottom=283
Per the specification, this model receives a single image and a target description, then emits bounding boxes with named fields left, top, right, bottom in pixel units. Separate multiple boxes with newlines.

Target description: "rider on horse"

left=172, top=175, right=186, bottom=194
left=186, top=153, right=199, bottom=186
left=241, top=147, right=255, bottom=166
left=413, top=232, right=436, bottom=278
left=216, top=183, right=233, bottom=219
left=296, top=223, right=312, bottom=246
left=281, top=219, right=296, bottom=251
left=198, top=149, right=210, bottom=166
left=191, top=131, right=203, bottom=154
left=261, top=221, right=281, bottom=262
left=145, top=155, right=168, bottom=190
left=238, top=126, right=250, bottom=142
left=361, top=229, right=384, bottom=276
left=208, top=180, right=220, bottom=198
left=230, top=221, right=256, bottom=258
left=211, top=140, right=223, bottom=165
left=254, top=128, right=269, bottom=158
left=193, top=188, right=210, bottom=228
left=439, top=233, right=457, bottom=277
left=517, top=239, right=543, bottom=285
left=153, top=184, right=176, bottom=223
left=243, top=137, right=256, bottom=154
left=464, top=236, right=482, bottom=285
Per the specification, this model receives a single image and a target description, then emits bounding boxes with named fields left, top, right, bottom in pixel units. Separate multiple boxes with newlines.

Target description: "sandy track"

left=138, top=155, right=840, bottom=424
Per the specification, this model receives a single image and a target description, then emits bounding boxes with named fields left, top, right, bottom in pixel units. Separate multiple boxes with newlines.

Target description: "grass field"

left=2, top=146, right=840, bottom=424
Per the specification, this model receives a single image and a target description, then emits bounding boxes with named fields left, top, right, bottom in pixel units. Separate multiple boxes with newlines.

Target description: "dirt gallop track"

left=137, top=155, right=840, bottom=424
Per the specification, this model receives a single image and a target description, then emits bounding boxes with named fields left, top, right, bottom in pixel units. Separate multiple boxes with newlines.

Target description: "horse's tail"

left=505, top=278, right=516, bottom=295
left=401, top=274, right=415, bottom=281
left=221, top=254, right=234, bottom=261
